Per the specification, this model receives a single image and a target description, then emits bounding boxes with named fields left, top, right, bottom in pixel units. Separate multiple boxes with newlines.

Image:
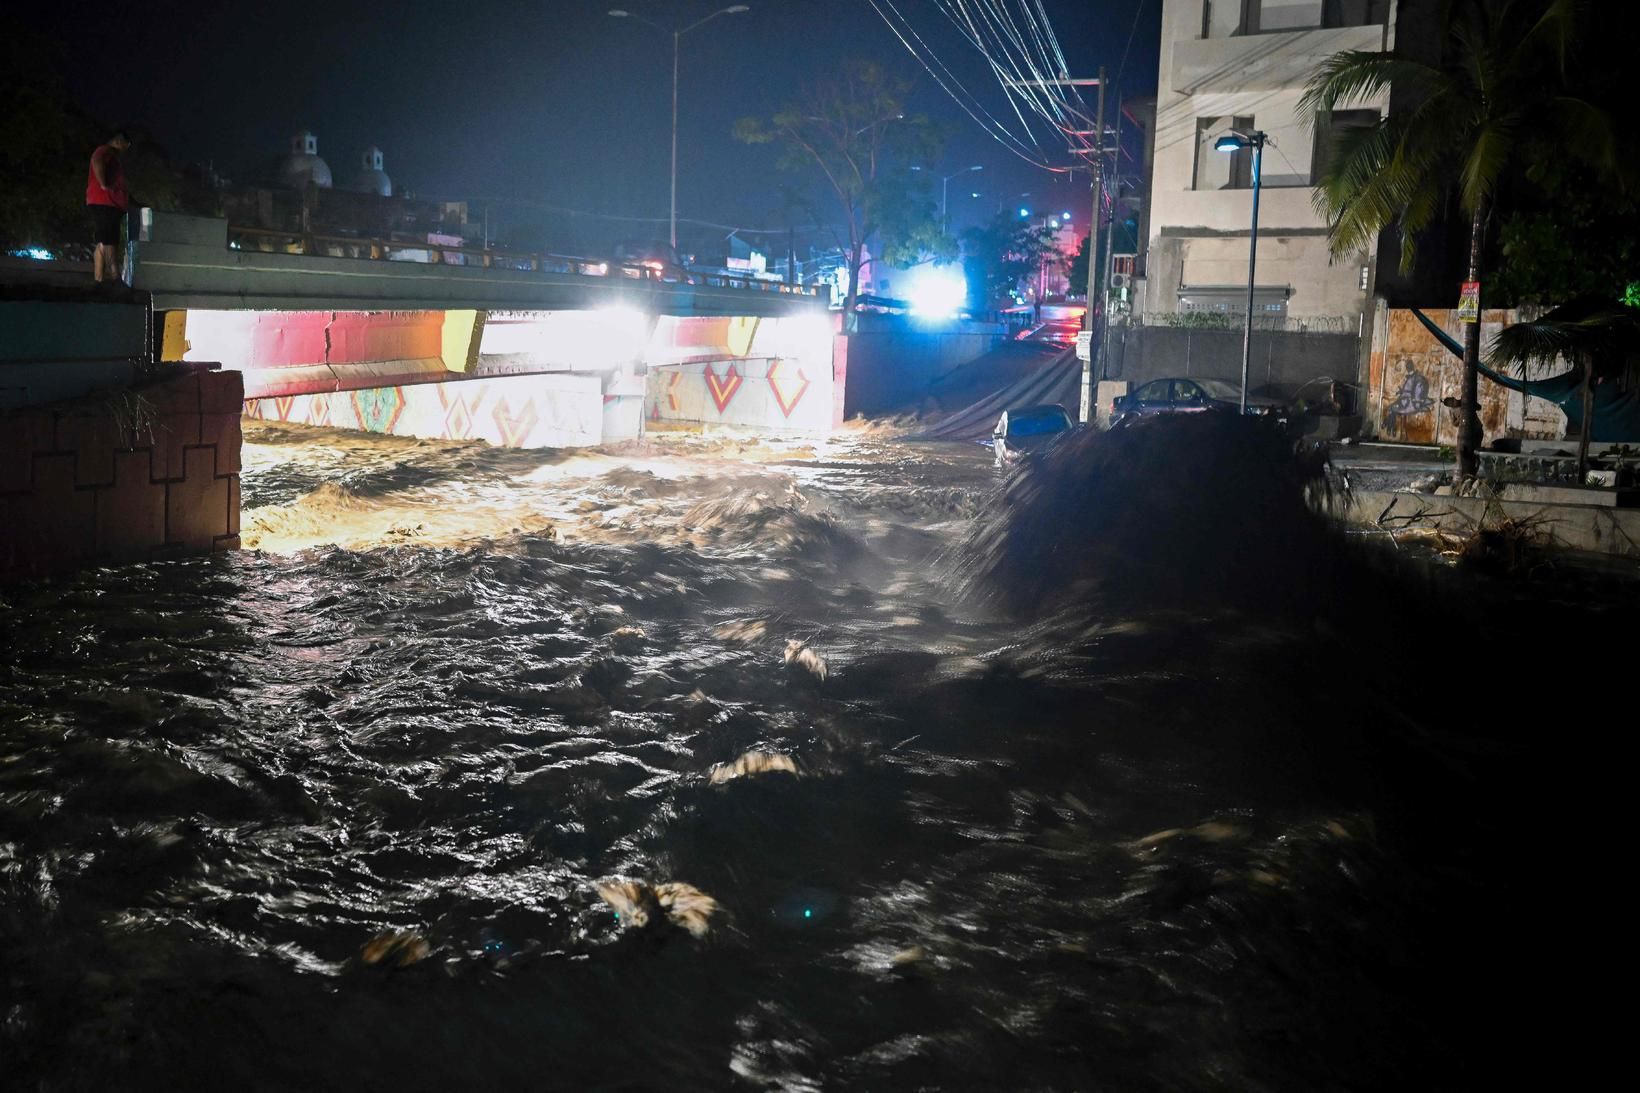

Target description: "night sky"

left=17, top=0, right=1159, bottom=251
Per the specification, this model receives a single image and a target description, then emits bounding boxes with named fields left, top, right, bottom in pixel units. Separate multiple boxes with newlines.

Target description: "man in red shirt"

left=86, top=130, right=132, bottom=285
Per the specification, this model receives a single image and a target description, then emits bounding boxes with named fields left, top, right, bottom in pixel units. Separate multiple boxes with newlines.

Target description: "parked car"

left=992, top=403, right=1077, bottom=467
left=1110, top=377, right=1289, bottom=428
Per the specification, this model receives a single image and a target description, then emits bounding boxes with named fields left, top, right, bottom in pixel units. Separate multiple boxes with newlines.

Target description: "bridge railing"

left=224, top=226, right=822, bottom=298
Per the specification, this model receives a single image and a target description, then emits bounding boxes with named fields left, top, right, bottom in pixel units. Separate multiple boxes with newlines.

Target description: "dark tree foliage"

left=735, top=60, right=952, bottom=316
left=0, top=42, right=190, bottom=250
left=961, top=211, right=1060, bottom=311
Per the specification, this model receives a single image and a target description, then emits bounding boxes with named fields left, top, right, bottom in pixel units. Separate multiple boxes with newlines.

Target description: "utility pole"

left=1082, top=70, right=1106, bottom=423
left=1098, top=101, right=1123, bottom=383
left=1001, top=70, right=1105, bottom=420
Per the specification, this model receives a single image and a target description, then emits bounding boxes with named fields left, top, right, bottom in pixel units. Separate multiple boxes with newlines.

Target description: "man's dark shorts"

left=89, top=204, right=124, bottom=246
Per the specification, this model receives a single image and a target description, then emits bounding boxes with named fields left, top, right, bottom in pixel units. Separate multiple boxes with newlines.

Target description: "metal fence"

left=1134, top=312, right=1357, bottom=335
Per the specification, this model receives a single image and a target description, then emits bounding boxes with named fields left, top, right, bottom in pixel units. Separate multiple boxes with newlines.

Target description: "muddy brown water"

left=0, top=418, right=1619, bottom=1090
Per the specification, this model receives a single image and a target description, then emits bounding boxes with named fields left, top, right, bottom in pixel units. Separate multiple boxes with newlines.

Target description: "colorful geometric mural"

left=705, top=363, right=743, bottom=413
left=493, top=398, right=541, bottom=447
left=765, top=359, right=811, bottom=419
left=352, top=386, right=406, bottom=433
left=244, top=373, right=603, bottom=448
left=646, top=357, right=832, bottom=436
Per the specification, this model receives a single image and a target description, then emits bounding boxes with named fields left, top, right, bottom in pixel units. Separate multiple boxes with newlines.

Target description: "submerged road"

left=0, top=420, right=1619, bottom=1089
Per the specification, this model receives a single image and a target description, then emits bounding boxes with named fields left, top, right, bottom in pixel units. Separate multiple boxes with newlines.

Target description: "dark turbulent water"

left=0, top=419, right=1620, bottom=1090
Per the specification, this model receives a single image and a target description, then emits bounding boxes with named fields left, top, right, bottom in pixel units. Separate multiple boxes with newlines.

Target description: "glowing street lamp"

left=1215, top=128, right=1266, bottom=415
left=610, top=5, right=750, bottom=249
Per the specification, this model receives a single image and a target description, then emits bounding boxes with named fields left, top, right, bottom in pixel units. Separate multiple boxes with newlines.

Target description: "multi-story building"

left=1137, top=0, right=1397, bottom=330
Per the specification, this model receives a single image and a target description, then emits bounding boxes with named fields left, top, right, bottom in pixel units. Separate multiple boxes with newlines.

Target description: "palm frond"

left=1489, top=297, right=1640, bottom=374
left=1298, top=51, right=1442, bottom=117
left=1548, top=95, right=1619, bottom=179
left=1512, top=0, right=1582, bottom=75
left=1311, top=87, right=1469, bottom=267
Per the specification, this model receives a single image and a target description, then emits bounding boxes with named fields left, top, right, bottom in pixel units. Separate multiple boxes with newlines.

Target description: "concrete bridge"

left=4, top=213, right=1004, bottom=580
left=130, top=212, right=843, bottom=450
left=132, top=212, right=826, bottom=318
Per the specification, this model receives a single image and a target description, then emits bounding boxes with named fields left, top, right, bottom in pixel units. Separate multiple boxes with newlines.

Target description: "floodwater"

left=1, top=417, right=1621, bottom=1090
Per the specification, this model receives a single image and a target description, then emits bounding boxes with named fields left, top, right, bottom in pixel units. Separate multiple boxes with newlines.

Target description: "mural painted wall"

left=245, top=373, right=603, bottom=448
left=173, top=309, right=477, bottom=399
left=647, top=358, right=834, bottom=435
left=644, top=313, right=839, bottom=435
left=1366, top=306, right=1567, bottom=445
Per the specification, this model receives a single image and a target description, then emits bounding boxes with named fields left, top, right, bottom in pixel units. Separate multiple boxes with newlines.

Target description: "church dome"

left=351, top=145, right=392, bottom=196
left=278, top=129, right=333, bottom=189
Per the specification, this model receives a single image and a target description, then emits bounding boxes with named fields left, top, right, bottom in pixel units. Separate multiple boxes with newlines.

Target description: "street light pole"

left=1240, top=136, right=1264, bottom=416
left=670, top=29, right=679, bottom=249
left=940, top=166, right=982, bottom=234
left=1215, top=128, right=1267, bottom=415
left=610, top=5, right=750, bottom=250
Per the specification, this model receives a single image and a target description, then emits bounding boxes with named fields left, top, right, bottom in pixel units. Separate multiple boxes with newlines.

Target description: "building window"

left=1203, top=0, right=1389, bottom=38
left=1193, top=117, right=1254, bottom=190
left=1311, top=109, right=1380, bottom=184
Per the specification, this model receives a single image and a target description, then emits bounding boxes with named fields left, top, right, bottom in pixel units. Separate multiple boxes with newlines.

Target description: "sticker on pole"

left=1075, top=330, right=1094, bottom=362
left=1457, top=281, right=1480, bottom=323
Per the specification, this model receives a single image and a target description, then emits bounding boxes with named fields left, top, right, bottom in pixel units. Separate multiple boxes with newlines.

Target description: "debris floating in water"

left=709, top=750, right=800, bottom=784
left=359, top=931, right=431, bottom=968
left=598, top=878, right=721, bottom=938
left=608, top=625, right=647, bottom=650
left=783, top=639, right=828, bottom=683
left=654, top=882, right=720, bottom=939
left=712, top=618, right=769, bottom=645
left=1123, top=820, right=1249, bottom=855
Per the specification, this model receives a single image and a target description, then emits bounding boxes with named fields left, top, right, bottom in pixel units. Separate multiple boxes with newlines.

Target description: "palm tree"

left=1488, top=298, right=1640, bottom=479
left=1301, top=0, right=1610, bottom=480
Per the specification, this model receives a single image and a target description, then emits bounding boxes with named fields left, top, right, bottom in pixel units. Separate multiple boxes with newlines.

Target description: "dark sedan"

left=1110, top=377, right=1289, bottom=428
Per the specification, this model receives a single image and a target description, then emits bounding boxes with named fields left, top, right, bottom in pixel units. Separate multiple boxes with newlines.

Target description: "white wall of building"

left=1143, top=0, right=1395, bottom=322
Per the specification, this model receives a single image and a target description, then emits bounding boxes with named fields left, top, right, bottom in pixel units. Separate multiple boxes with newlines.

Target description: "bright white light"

left=1018, top=207, right=1030, bottom=218
left=774, top=312, right=835, bottom=362
left=1062, top=211, right=1073, bottom=219
left=905, top=266, right=967, bottom=318
left=11, top=247, right=53, bottom=261
left=595, top=304, right=651, bottom=364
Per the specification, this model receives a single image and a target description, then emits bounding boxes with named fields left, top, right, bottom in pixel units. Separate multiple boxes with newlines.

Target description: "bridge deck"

left=131, top=214, right=827, bottom=318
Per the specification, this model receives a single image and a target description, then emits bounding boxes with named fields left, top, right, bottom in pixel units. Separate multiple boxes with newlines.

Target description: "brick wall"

left=0, top=369, right=242, bottom=581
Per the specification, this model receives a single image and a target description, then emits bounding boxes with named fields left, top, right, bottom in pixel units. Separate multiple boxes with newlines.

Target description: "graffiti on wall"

left=1368, top=309, right=1516, bottom=445
left=1383, top=359, right=1435, bottom=436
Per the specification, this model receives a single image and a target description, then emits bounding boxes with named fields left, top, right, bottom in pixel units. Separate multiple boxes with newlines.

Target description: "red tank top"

left=86, top=145, right=128, bottom=209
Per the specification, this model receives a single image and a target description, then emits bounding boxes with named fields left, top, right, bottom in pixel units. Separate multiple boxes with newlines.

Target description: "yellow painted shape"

left=160, top=310, right=190, bottom=361
left=441, top=309, right=481, bottom=373
left=726, top=316, right=760, bottom=358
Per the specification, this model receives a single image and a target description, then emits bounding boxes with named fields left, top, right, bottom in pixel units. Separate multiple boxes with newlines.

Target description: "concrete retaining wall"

left=645, top=356, right=835, bottom=435
left=1345, top=489, right=1640, bottom=559
left=839, top=316, right=1005, bottom=417
left=1, top=368, right=242, bottom=581
left=245, top=371, right=604, bottom=448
